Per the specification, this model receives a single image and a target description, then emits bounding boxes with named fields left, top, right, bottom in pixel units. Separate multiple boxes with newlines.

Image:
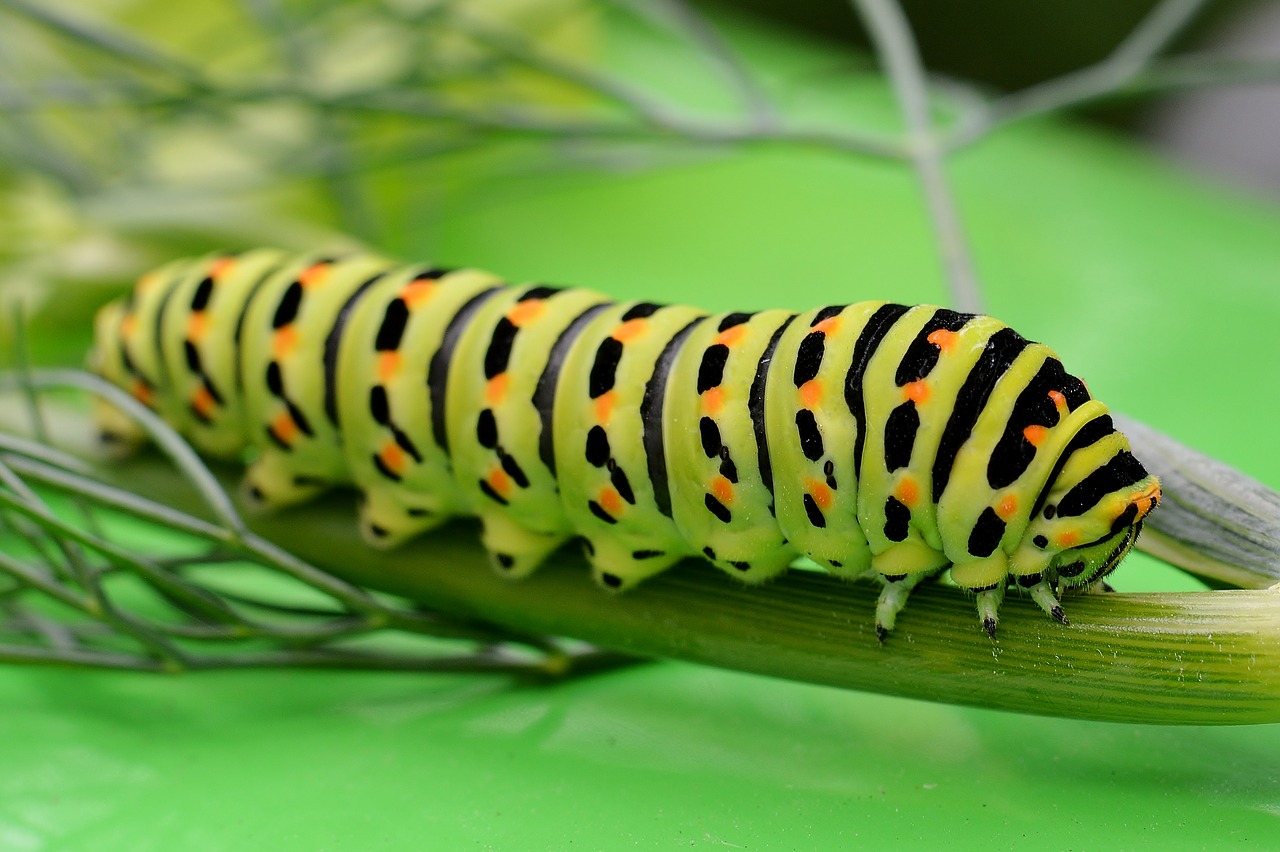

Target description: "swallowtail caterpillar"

left=90, top=249, right=1162, bottom=640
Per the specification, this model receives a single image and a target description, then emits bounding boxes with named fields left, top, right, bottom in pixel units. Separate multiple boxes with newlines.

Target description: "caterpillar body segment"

left=553, top=300, right=709, bottom=590
left=666, top=308, right=802, bottom=584
left=91, top=250, right=1162, bottom=639
left=335, top=263, right=505, bottom=547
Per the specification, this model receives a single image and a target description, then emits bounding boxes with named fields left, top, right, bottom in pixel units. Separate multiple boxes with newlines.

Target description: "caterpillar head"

left=1011, top=436, right=1161, bottom=589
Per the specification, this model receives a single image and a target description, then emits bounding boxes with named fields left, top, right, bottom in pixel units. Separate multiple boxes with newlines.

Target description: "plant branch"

left=947, top=0, right=1208, bottom=147
left=848, top=0, right=983, bottom=312
left=0, top=0, right=211, bottom=90
left=616, top=0, right=779, bottom=130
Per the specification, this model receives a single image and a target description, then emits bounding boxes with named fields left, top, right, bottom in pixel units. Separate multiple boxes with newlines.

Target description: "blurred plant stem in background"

left=4, top=0, right=1278, bottom=358
left=0, top=0, right=600, bottom=345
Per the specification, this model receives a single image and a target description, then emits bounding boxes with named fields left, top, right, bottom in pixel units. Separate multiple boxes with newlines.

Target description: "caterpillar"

left=89, top=248, right=1162, bottom=640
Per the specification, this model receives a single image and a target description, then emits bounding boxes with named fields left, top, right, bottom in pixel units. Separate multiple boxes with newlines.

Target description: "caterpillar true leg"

left=874, top=569, right=939, bottom=643
left=1025, top=578, right=1068, bottom=624
left=975, top=586, right=1007, bottom=640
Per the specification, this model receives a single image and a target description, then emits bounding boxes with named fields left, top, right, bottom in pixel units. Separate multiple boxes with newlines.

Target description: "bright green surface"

left=3, top=664, right=1279, bottom=848
left=8, top=17, right=1280, bottom=852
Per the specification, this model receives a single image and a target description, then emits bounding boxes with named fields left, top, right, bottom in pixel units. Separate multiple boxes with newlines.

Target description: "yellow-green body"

left=91, top=250, right=1161, bottom=638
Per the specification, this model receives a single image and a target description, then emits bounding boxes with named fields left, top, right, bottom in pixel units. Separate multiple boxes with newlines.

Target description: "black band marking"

left=611, top=464, right=635, bottom=504
left=265, top=360, right=284, bottom=395
left=589, top=336, right=624, bottom=398
left=203, top=375, right=224, bottom=407
left=373, top=453, right=402, bottom=482
left=272, top=281, right=304, bottom=329
left=498, top=448, right=530, bottom=489
left=585, top=425, right=611, bottom=467
left=390, top=424, right=422, bottom=462
left=748, top=315, right=796, bottom=497
left=428, top=287, right=504, bottom=455
left=232, top=257, right=295, bottom=394
left=476, top=408, right=497, bottom=448
left=520, top=285, right=559, bottom=302
left=588, top=500, right=617, bottom=524
left=191, top=275, right=215, bottom=311
left=932, top=326, right=1031, bottom=502
left=533, top=302, right=611, bottom=475
left=285, top=399, right=314, bottom=437
left=803, top=493, right=826, bottom=527
left=484, top=317, right=518, bottom=379
left=845, top=303, right=912, bottom=477
left=810, top=305, right=842, bottom=327
left=323, top=272, right=386, bottom=428
left=968, top=506, right=1006, bottom=557
left=883, top=401, right=919, bottom=472
left=479, top=479, right=509, bottom=506
left=696, top=344, right=730, bottom=393
left=699, top=416, right=722, bottom=458
left=1028, top=415, right=1116, bottom=522
left=621, top=302, right=662, bottom=321
left=795, top=409, right=824, bottom=461
left=1057, top=451, right=1149, bottom=518
left=893, top=308, right=972, bottom=386
left=642, top=318, right=705, bottom=517
left=718, top=453, right=738, bottom=483
left=183, top=339, right=202, bottom=373
left=884, top=496, right=911, bottom=541
left=793, top=331, right=826, bottom=387
left=375, top=298, right=410, bottom=351
left=704, top=493, right=732, bottom=523
left=987, top=358, right=1066, bottom=489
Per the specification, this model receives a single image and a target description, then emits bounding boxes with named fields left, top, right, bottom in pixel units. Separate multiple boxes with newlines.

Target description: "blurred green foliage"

left=0, top=0, right=605, bottom=358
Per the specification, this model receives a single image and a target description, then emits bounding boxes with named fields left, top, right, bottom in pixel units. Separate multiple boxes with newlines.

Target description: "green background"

left=5, top=8, right=1280, bottom=848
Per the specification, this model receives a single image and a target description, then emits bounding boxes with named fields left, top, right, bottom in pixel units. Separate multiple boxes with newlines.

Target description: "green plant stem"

left=0, top=644, right=168, bottom=671
left=4, top=384, right=1279, bottom=722
left=103, top=451, right=1280, bottom=725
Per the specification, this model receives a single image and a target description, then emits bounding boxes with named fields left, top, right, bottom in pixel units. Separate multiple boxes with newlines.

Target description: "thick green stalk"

left=111, top=452, right=1280, bottom=726
left=2, top=385, right=1278, bottom=724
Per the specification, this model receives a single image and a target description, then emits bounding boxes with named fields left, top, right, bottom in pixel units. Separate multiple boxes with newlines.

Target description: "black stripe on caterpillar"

left=89, top=249, right=1161, bottom=640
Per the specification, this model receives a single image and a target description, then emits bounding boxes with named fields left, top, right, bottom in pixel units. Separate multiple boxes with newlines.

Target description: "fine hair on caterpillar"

left=89, top=249, right=1162, bottom=640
